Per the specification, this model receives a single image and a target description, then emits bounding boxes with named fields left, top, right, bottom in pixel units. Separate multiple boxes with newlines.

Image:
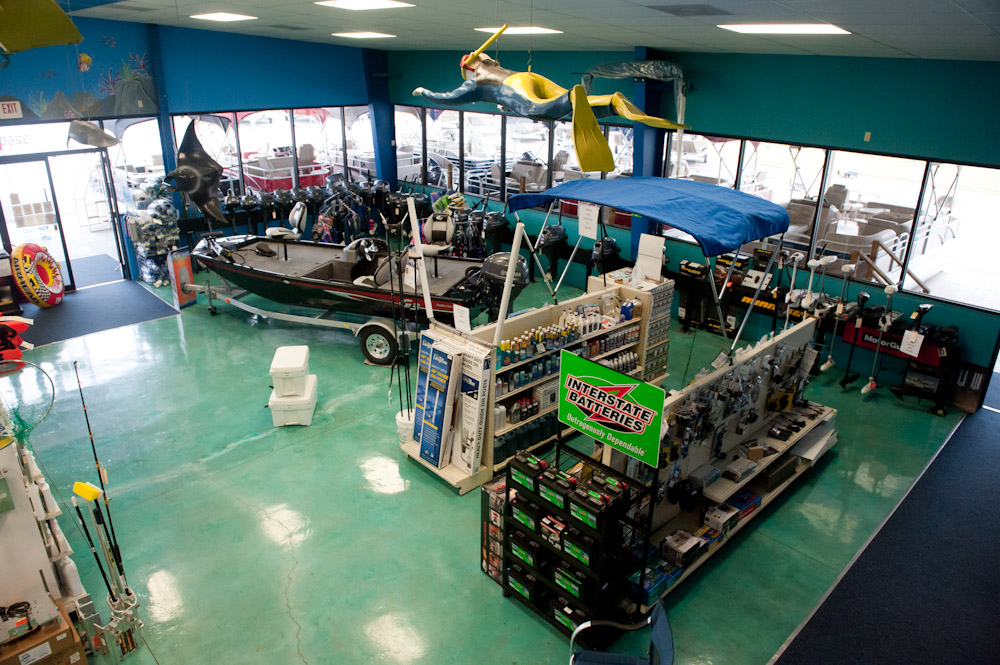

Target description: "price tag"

left=678, top=307, right=686, bottom=319
left=899, top=330, right=924, bottom=357
left=855, top=317, right=862, bottom=329
left=836, top=303, right=844, bottom=316
left=536, top=343, right=547, bottom=355
left=578, top=202, right=599, bottom=240
left=711, top=351, right=730, bottom=370
left=726, top=315, right=737, bottom=328
left=452, top=304, right=471, bottom=333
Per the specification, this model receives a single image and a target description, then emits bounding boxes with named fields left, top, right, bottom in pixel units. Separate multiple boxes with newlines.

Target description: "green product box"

left=511, top=541, right=535, bottom=568
left=509, top=576, right=531, bottom=599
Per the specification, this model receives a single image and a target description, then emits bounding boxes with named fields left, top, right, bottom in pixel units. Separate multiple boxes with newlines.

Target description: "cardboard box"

left=0, top=604, right=76, bottom=665
left=704, top=504, right=740, bottom=534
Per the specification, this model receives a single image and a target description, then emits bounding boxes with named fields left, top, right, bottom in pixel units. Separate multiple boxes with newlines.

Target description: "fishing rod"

left=71, top=496, right=116, bottom=602
left=73, top=361, right=125, bottom=576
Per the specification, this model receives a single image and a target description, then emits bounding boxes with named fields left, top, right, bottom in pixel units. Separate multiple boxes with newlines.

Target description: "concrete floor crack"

left=261, top=506, right=309, bottom=665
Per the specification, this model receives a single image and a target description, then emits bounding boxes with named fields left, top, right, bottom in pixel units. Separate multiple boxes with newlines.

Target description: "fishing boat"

left=191, top=234, right=524, bottom=325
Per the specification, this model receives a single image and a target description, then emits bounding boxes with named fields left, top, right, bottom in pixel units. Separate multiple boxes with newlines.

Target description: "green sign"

left=557, top=350, right=664, bottom=467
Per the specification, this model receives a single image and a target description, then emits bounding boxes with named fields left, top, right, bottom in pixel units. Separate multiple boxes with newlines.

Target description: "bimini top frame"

left=508, top=177, right=792, bottom=362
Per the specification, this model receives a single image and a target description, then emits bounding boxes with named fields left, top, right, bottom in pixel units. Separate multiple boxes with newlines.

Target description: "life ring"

left=11, top=243, right=64, bottom=308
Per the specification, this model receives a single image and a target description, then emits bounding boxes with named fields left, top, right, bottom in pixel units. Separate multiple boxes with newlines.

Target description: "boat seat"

left=266, top=201, right=307, bottom=240
left=353, top=256, right=397, bottom=288
left=422, top=212, right=453, bottom=258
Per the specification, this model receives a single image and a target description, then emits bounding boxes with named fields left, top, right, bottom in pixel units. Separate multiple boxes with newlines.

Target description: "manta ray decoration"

left=165, top=121, right=227, bottom=227
left=67, top=120, right=119, bottom=148
left=412, top=25, right=687, bottom=172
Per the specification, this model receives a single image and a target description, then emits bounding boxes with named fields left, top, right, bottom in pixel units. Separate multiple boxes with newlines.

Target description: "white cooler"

left=270, top=346, right=310, bottom=397
left=269, top=374, right=318, bottom=427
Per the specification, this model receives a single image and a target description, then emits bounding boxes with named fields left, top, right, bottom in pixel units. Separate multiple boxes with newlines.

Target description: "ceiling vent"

left=649, top=4, right=734, bottom=17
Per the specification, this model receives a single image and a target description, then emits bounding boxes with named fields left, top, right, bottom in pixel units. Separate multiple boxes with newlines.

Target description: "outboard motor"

left=292, top=186, right=310, bottom=205
left=474, top=252, right=529, bottom=322
left=259, top=191, right=278, bottom=227
left=373, top=179, right=390, bottom=219
left=538, top=225, right=568, bottom=280
left=484, top=211, right=510, bottom=254
left=327, top=173, right=348, bottom=195
left=240, top=192, right=260, bottom=210
left=306, top=185, right=327, bottom=205
left=592, top=236, right=621, bottom=276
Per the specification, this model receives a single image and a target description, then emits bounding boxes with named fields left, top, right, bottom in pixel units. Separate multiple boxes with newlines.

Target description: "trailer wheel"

left=359, top=325, right=398, bottom=365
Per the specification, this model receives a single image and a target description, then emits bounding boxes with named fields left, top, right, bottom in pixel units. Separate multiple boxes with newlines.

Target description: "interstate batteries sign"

left=557, top=350, right=664, bottom=467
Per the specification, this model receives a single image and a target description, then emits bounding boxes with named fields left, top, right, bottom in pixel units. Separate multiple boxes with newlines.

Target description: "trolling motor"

left=821, top=263, right=856, bottom=372
left=471, top=252, right=529, bottom=321
left=862, top=285, right=897, bottom=396
left=538, top=225, right=568, bottom=280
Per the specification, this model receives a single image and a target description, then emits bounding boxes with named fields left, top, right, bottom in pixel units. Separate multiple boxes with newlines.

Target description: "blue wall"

left=660, top=52, right=1000, bottom=168
left=154, top=26, right=369, bottom=113
left=0, top=17, right=158, bottom=120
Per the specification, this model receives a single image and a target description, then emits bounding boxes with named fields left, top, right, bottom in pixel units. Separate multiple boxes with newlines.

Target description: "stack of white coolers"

left=268, top=346, right=318, bottom=427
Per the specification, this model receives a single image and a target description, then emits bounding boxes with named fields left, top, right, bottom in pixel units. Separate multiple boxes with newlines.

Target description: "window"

left=461, top=111, right=502, bottom=198
left=172, top=114, right=240, bottom=195
left=553, top=121, right=602, bottom=183
left=293, top=108, right=340, bottom=188
left=425, top=109, right=460, bottom=189
left=904, top=164, right=1000, bottom=311
left=105, top=118, right=165, bottom=210
left=821, top=151, right=924, bottom=281
left=504, top=117, right=550, bottom=198
left=683, top=134, right=739, bottom=187
left=394, top=106, right=423, bottom=185
left=237, top=110, right=295, bottom=193
left=344, top=106, right=374, bottom=183
left=606, top=126, right=634, bottom=176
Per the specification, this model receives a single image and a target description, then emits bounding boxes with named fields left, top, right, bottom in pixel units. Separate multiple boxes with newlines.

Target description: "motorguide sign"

left=557, top=350, right=664, bottom=467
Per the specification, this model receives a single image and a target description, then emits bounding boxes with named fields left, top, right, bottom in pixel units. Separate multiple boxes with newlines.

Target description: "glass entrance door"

left=0, top=159, right=76, bottom=291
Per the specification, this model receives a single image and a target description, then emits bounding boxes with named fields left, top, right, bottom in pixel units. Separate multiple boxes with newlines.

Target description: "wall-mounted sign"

left=0, top=101, right=23, bottom=120
left=557, top=350, right=664, bottom=467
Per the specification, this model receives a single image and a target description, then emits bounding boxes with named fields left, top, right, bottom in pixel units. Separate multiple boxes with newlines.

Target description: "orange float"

left=11, top=243, right=64, bottom=308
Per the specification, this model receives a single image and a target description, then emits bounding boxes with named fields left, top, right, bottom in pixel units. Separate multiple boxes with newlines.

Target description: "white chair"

left=266, top=201, right=307, bottom=240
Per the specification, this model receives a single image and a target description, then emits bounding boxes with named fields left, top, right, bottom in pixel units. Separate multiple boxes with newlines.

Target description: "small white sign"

left=0, top=101, right=23, bottom=120
left=578, top=202, right=599, bottom=240
left=900, top=330, right=924, bottom=357
left=711, top=350, right=730, bottom=370
left=452, top=304, right=471, bottom=333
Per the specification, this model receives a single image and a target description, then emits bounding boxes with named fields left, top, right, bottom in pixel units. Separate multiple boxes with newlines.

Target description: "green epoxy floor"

left=18, top=275, right=962, bottom=665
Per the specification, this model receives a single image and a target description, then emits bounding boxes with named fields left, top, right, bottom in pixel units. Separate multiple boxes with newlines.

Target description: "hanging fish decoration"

left=165, top=121, right=227, bottom=227
left=67, top=120, right=119, bottom=147
left=78, top=53, right=92, bottom=71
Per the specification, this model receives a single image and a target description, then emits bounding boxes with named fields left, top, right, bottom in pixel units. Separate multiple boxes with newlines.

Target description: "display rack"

left=501, top=443, right=658, bottom=649
left=588, top=273, right=674, bottom=384
left=494, top=319, right=839, bottom=641
left=403, top=285, right=658, bottom=494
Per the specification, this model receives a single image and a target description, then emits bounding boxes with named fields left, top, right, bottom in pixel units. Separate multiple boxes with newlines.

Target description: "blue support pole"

left=630, top=46, right=665, bottom=260
left=362, top=48, right=398, bottom=186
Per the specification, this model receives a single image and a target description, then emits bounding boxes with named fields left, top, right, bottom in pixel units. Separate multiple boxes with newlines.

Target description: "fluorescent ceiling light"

left=475, top=26, right=563, bottom=35
left=316, top=0, right=414, bottom=9
left=718, top=23, right=849, bottom=34
left=331, top=31, right=397, bottom=38
left=190, top=12, right=258, bottom=22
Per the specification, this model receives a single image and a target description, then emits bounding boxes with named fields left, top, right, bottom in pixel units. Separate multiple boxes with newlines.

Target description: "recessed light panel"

left=331, top=31, right=397, bottom=38
left=190, top=12, right=258, bottom=22
left=718, top=23, right=850, bottom=34
left=316, top=0, right=414, bottom=9
left=474, top=26, right=562, bottom=35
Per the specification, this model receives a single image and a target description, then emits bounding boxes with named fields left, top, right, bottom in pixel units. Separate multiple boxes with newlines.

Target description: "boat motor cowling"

left=592, top=236, right=621, bottom=276
left=477, top=252, right=529, bottom=321
left=484, top=211, right=510, bottom=254
left=539, top=225, right=568, bottom=279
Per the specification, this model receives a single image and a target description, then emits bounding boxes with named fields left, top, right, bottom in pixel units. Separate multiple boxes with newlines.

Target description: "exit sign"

left=0, top=101, right=23, bottom=120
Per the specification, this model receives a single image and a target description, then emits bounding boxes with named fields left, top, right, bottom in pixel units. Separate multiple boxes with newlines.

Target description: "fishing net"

left=0, top=360, right=55, bottom=443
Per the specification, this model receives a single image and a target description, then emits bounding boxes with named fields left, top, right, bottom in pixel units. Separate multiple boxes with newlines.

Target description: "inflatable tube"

left=11, top=244, right=64, bottom=308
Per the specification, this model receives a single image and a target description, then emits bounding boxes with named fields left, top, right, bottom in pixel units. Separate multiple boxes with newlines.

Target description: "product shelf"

left=575, top=340, right=639, bottom=363
left=702, top=404, right=835, bottom=503
left=493, top=427, right=578, bottom=472
left=642, top=459, right=813, bottom=613
left=507, top=515, right=602, bottom=581
left=503, top=552, right=595, bottom=613
left=400, top=440, right=492, bottom=495
left=496, top=318, right=642, bottom=375
left=496, top=373, right=560, bottom=401
left=495, top=404, right=558, bottom=437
